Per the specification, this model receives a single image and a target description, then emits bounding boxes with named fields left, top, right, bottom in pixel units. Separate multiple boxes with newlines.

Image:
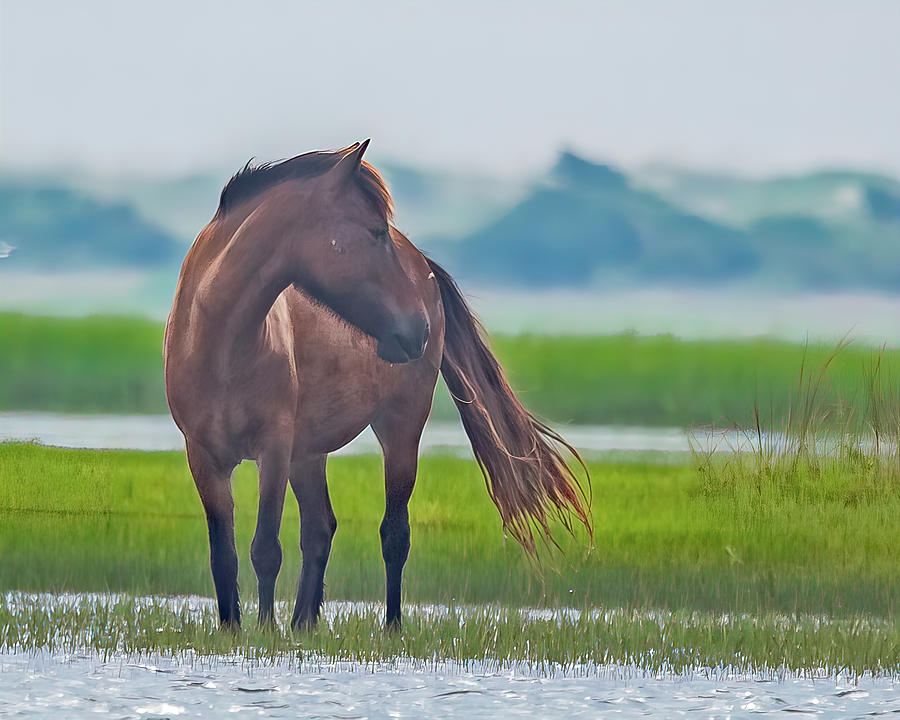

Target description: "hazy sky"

left=2, top=1, right=899, bottom=177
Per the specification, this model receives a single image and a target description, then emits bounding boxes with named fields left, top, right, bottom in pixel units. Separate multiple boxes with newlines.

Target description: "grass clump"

left=694, top=340, right=900, bottom=508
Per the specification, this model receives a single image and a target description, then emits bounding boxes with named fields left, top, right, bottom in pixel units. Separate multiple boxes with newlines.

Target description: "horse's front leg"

left=251, top=449, right=290, bottom=627
left=187, top=441, right=241, bottom=629
left=372, top=412, right=424, bottom=630
left=379, top=444, right=417, bottom=629
left=288, top=455, right=335, bottom=630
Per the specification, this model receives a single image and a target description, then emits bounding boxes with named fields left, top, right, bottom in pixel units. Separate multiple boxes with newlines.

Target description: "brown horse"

left=164, top=141, right=589, bottom=630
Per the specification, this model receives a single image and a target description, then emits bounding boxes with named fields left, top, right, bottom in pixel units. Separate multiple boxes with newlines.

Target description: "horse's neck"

left=194, top=216, right=294, bottom=362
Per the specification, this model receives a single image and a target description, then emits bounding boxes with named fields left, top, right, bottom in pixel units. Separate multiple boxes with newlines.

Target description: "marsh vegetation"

left=4, top=324, right=900, bottom=675
left=2, top=429, right=900, bottom=675
left=4, top=312, right=900, bottom=427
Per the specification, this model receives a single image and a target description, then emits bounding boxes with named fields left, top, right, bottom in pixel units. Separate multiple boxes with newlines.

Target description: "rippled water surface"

left=1, top=651, right=897, bottom=719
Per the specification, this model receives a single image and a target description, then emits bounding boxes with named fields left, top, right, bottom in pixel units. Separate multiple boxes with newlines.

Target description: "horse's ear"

left=326, top=140, right=370, bottom=189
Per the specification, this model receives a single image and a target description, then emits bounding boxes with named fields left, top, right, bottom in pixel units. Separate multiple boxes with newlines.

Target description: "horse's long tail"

left=425, top=258, right=592, bottom=553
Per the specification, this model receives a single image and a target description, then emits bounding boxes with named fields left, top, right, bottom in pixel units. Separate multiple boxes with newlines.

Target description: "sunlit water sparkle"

left=2, top=649, right=898, bottom=719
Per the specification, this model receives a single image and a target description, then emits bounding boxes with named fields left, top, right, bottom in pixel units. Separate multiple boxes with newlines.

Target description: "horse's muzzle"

left=377, top=313, right=429, bottom=364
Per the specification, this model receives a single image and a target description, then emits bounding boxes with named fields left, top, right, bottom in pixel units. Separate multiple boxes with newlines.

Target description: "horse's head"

left=294, top=141, right=429, bottom=363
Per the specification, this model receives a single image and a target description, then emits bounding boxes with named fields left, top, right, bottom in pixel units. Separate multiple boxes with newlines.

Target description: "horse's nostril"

left=390, top=313, right=428, bottom=361
left=394, top=332, right=416, bottom=358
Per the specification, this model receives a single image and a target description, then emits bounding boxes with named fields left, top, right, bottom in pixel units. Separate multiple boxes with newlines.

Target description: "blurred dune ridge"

left=2, top=152, right=900, bottom=300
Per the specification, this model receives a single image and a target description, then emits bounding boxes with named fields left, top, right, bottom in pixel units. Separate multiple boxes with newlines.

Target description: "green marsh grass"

left=0, top=313, right=165, bottom=413
left=2, top=444, right=900, bottom=618
left=3, top=593, right=899, bottom=676
left=4, top=311, right=900, bottom=426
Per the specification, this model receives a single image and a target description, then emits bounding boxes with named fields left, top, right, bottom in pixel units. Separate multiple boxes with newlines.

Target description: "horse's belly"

left=292, top=391, right=376, bottom=455
left=292, top=417, right=371, bottom=456
left=291, top=362, right=385, bottom=455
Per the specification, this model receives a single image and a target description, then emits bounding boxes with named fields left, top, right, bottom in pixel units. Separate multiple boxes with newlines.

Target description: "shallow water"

left=0, top=412, right=863, bottom=464
left=1, top=650, right=897, bottom=719
left=0, top=413, right=694, bottom=458
left=2, top=594, right=898, bottom=718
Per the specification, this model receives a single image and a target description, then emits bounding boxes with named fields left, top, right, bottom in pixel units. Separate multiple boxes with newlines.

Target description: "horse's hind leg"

left=372, top=405, right=428, bottom=629
left=288, top=455, right=335, bottom=630
left=186, top=441, right=240, bottom=628
left=251, top=449, right=290, bottom=627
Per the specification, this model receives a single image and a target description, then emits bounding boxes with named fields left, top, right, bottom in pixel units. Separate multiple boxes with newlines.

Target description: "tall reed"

left=692, top=337, right=900, bottom=504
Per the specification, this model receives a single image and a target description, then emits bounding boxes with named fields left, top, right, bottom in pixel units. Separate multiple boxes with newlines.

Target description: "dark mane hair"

left=215, top=146, right=393, bottom=220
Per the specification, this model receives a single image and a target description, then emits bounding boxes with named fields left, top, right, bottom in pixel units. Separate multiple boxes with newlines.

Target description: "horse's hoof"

left=220, top=619, right=241, bottom=634
left=257, top=616, right=278, bottom=632
left=291, top=618, right=317, bottom=634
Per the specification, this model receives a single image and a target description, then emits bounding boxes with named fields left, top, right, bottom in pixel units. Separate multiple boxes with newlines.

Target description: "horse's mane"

left=215, top=146, right=393, bottom=221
